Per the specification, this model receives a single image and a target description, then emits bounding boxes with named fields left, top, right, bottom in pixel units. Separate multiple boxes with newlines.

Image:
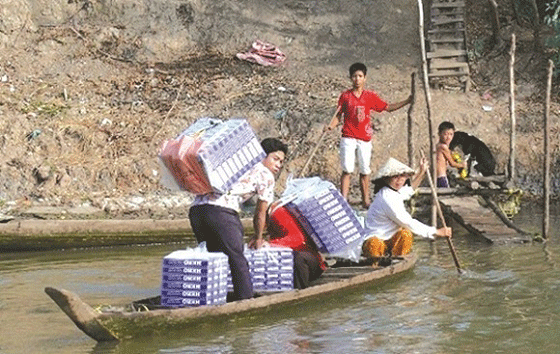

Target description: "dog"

left=449, top=131, right=496, bottom=176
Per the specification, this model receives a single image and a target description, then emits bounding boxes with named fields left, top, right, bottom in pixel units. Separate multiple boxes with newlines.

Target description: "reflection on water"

left=1, top=202, right=560, bottom=354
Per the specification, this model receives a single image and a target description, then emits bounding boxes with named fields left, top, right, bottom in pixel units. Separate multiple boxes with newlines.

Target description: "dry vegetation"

left=0, top=0, right=559, bottom=218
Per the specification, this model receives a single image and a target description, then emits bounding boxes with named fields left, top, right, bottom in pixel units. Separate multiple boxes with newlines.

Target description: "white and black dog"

left=449, top=131, right=496, bottom=176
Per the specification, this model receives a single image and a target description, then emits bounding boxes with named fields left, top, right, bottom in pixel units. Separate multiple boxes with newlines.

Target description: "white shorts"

left=340, top=137, right=372, bottom=175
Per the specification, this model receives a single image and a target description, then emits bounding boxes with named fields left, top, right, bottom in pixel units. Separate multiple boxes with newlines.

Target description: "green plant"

left=21, top=101, right=68, bottom=117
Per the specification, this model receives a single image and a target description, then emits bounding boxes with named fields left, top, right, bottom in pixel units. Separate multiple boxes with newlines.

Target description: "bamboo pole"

left=508, top=33, right=516, bottom=183
left=421, top=151, right=462, bottom=274
left=543, top=59, right=553, bottom=239
left=417, top=0, right=437, bottom=226
left=298, top=107, right=341, bottom=178
left=407, top=72, right=417, bottom=167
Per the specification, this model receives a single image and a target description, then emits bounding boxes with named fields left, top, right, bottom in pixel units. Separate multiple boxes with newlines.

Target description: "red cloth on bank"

left=338, top=89, right=388, bottom=142
left=236, top=40, right=286, bottom=66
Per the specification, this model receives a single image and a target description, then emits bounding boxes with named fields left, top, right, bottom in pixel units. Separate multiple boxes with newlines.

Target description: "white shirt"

left=365, top=185, right=437, bottom=240
left=192, top=162, right=275, bottom=212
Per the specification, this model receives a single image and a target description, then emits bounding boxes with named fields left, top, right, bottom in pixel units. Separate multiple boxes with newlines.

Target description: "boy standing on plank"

left=325, top=62, right=413, bottom=208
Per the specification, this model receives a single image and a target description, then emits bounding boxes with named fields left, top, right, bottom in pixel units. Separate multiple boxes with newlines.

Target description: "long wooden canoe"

left=45, top=253, right=417, bottom=342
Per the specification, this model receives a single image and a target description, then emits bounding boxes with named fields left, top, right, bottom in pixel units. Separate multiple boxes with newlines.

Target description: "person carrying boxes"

left=188, top=138, right=288, bottom=300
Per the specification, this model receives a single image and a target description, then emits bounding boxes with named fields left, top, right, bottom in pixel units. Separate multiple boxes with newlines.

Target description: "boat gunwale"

left=108, top=253, right=417, bottom=320
left=46, top=252, right=418, bottom=342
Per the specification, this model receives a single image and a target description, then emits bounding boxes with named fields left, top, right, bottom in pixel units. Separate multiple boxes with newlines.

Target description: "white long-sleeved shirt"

left=365, top=185, right=437, bottom=240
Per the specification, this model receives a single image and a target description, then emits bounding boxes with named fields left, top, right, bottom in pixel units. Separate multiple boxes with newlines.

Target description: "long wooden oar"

left=298, top=107, right=341, bottom=178
left=421, top=151, right=463, bottom=274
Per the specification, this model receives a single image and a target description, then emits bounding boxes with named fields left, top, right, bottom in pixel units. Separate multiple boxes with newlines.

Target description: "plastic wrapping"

left=159, top=118, right=266, bottom=194
left=275, top=177, right=366, bottom=262
left=160, top=243, right=229, bottom=307
left=227, top=246, right=294, bottom=292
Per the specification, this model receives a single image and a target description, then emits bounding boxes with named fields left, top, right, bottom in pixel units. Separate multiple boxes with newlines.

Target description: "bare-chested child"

left=436, top=121, right=466, bottom=188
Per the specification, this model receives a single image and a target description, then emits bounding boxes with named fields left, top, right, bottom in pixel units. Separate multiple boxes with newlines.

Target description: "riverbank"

left=0, top=215, right=258, bottom=252
left=1, top=190, right=541, bottom=252
left=0, top=218, right=189, bottom=252
left=1, top=0, right=557, bottom=253
left=1, top=0, right=559, bottom=218
left=3, top=176, right=548, bottom=252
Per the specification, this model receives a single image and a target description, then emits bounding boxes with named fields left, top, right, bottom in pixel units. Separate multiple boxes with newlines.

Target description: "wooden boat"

left=45, top=253, right=417, bottom=342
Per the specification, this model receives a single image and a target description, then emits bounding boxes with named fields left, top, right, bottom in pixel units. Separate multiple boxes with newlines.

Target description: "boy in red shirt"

left=326, top=63, right=413, bottom=208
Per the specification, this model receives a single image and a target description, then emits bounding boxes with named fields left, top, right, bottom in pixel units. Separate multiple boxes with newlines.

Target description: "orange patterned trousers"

left=362, top=229, right=414, bottom=258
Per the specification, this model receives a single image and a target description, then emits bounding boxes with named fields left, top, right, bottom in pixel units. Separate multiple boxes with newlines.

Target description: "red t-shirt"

left=268, top=206, right=308, bottom=249
left=268, top=207, right=326, bottom=270
left=338, top=89, right=388, bottom=142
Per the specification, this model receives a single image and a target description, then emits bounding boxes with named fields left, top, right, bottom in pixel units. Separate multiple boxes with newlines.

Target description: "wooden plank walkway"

left=426, top=0, right=470, bottom=90
left=438, top=195, right=532, bottom=244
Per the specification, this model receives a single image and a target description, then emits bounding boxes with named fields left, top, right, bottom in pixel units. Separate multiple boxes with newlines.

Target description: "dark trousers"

left=188, top=204, right=253, bottom=300
left=293, top=250, right=324, bottom=290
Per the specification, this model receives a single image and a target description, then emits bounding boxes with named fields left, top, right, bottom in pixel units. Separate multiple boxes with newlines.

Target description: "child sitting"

left=436, top=121, right=467, bottom=188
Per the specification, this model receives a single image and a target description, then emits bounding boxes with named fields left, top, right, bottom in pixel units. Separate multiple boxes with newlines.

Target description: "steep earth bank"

left=0, top=0, right=558, bottom=220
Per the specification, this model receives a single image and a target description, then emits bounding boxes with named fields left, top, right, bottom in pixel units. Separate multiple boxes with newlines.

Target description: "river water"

left=1, top=202, right=560, bottom=354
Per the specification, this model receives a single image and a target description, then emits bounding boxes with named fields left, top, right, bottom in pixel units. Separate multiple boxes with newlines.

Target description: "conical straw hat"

left=372, top=158, right=415, bottom=181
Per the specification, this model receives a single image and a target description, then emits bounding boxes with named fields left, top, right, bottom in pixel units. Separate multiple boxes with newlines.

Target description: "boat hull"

left=45, top=253, right=417, bottom=342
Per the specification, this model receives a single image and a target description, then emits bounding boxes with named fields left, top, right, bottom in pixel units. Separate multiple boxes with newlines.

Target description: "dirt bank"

left=0, top=0, right=558, bottom=221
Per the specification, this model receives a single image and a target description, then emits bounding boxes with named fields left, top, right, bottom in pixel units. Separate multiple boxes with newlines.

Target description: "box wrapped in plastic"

left=158, top=118, right=266, bottom=194
left=278, top=177, right=365, bottom=262
left=227, top=246, right=294, bottom=292
left=161, top=246, right=229, bottom=308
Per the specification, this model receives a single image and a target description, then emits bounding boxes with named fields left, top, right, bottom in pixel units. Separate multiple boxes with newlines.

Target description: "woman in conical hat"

left=362, top=157, right=452, bottom=259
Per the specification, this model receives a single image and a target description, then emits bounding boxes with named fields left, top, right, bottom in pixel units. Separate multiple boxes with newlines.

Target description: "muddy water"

left=2, top=202, right=560, bottom=354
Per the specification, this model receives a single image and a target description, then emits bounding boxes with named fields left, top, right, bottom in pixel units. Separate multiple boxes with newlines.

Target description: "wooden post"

left=417, top=0, right=437, bottom=226
left=508, top=34, right=516, bottom=183
left=488, top=0, right=501, bottom=49
left=530, top=0, right=541, bottom=51
left=407, top=72, right=417, bottom=167
left=543, top=59, right=553, bottom=239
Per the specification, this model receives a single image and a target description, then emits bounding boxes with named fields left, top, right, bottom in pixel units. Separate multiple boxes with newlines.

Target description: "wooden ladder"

left=426, top=0, right=470, bottom=90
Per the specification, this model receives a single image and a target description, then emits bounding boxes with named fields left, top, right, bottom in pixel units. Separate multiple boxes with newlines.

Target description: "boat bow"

left=44, top=287, right=118, bottom=342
